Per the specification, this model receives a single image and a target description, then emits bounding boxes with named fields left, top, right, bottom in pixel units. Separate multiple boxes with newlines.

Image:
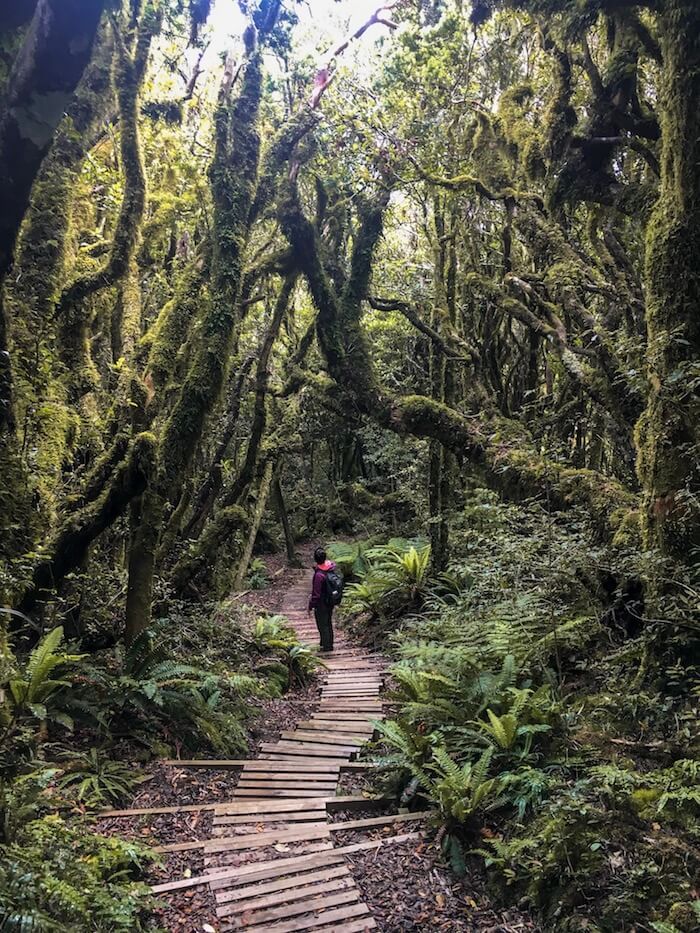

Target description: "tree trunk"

left=18, top=432, right=156, bottom=620
left=273, top=474, right=300, bottom=567
left=124, top=488, right=161, bottom=645
left=636, top=0, right=700, bottom=561
left=0, top=0, right=107, bottom=428
left=233, top=460, right=274, bottom=590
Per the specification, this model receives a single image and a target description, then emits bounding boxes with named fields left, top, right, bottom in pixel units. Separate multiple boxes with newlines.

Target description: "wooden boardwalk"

left=121, top=571, right=423, bottom=931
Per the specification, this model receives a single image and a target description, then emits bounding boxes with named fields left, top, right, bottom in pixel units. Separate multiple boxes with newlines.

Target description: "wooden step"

left=280, top=730, right=366, bottom=746
left=220, top=889, right=362, bottom=930
left=151, top=832, right=423, bottom=894
left=260, top=741, right=356, bottom=757
left=232, top=901, right=373, bottom=933
left=215, top=864, right=351, bottom=905
left=216, top=876, right=358, bottom=919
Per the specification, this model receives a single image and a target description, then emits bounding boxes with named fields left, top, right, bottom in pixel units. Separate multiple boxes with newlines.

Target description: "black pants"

left=314, top=605, right=334, bottom=650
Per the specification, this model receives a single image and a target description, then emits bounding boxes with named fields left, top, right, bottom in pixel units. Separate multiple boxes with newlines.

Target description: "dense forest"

left=1, top=0, right=698, bottom=930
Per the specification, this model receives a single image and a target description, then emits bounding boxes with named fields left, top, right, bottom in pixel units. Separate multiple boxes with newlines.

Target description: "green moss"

left=636, top=0, right=700, bottom=561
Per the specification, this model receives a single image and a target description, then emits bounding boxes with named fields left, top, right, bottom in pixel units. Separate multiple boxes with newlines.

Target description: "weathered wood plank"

left=232, top=788, right=335, bottom=798
left=213, top=810, right=326, bottom=827
left=260, top=742, right=355, bottom=757
left=297, top=720, right=375, bottom=734
left=216, top=877, right=357, bottom=919
left=280, top=730, right=365, bottom=746
left=235, top=780, right=338, bottom=791
left=328, top=810, right=436, bottom=832
left=214, top=798, right=328, bottom=814
left=219, top=888, right=360, bottom=927
left=150, top=832, right=422, bottom=894
left=215, top=865, right=351, bottom=905
left=156, top=823, right=332, bottom=854
left=235, top=901, right=372, bottom=933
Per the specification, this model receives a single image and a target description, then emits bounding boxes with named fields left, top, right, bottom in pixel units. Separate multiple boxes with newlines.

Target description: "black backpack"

left=321, top=568, right=344, bottom=606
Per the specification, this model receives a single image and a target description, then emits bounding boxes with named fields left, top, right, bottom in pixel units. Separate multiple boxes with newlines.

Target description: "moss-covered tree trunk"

left=233, top=459, right=274, bottom=590
left=636, top=0, right=700, bottom=560
left=273, top=474, right=299, bottom=567
left=56, top=8, right=157, bottom=397
left=125, top=29, right=268, bottom=632
left=0, top=0, right=107, bottom=429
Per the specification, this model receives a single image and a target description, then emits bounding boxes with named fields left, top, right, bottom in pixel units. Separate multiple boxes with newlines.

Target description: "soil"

left=345, top=836, right=540, bottom=932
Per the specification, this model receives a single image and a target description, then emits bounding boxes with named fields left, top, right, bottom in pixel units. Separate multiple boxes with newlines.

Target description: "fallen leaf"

left=202, top=925, right=216, bottom=932
left=183, top=868, right=192, bottom=878
left=274, top=843, right=290, bottom=852
left=436, top=893, right=445, bottom=908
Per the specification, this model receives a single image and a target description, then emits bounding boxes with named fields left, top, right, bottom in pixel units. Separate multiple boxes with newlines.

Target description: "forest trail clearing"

left=131, top=572, right=433, bottom=931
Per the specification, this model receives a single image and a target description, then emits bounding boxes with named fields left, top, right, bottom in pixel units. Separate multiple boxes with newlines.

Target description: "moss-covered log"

left=636, top=0, right=700, bottom=560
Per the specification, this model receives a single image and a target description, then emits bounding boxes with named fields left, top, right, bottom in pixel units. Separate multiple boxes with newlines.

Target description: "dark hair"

left=314, top=546, right=326, bottom=564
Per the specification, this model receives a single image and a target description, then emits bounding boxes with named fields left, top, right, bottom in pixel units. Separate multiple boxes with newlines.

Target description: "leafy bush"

left=0, top=769, right=154, bottom=930
left=1, top=627, right=82, bottom=762
left=70, top=630, right=252, bottom=755
left=253, top=616, right=322, bottom=688
left=246, top=557, right=270, bottom=590
left=344, top=539, right=433, bottom=622
left=56, top=748, right=146, bottom=807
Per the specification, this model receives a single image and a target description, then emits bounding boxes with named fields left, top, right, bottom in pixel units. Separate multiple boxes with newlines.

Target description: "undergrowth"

left=345, top=493, right=700, bottom=932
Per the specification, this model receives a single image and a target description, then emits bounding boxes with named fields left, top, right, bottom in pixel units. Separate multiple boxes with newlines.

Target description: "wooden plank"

left=233, top=788, right=333, bottom=798
left=156, top=823, right=331, bottom=854
left=214, top=798, right=328, bottom=815
left=220, top=888, right=359, bottom=928
left=328, top=810, right=436, bottom=832
left=215, top=865, right=351, bottom=905
left=260, top=742, right=354, bottom=757
left=213, top=809, right=326, bottom=826
left=256, top=756, right=347, bottom=768
left=313, top=919, right=377, bottom=933
left=318, top=701, right=382, bottom=708
left=297, top=721, right=374, bottom=734
left=238, top=760, right=340, bottom=774
left=207, top=853, right=343, bottom=890
left=216, top=877, right=357, bottom=919
left=150, top=832, right=422, bottom=894
left=308, top=710, right=382, bottom=725
left=235, top=780, right=338, bottom=791
left=237, top=901, right=371, bottom=933
left=280, top=730, right=365, bottom=746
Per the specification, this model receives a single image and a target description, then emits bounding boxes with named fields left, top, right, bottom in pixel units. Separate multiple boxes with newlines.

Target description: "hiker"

left=308, top=546, right=343, bottom=652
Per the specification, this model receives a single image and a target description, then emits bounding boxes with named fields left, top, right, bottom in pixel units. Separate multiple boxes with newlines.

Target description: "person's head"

left=314, top=546, right=326, bottom=566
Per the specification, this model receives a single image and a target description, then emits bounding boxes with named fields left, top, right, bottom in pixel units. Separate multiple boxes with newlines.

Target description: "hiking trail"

left=105, top=570, right=432, bottom=931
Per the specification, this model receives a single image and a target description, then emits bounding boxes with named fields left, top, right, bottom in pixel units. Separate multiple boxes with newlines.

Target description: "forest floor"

left=98, top=550, right=538, bottom=932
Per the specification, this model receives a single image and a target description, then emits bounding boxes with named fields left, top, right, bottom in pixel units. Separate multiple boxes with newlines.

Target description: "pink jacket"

left=309, top=560, right=336, bottom=609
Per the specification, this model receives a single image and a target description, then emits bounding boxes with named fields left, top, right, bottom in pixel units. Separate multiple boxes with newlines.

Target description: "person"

left=308, top=546, right=336, bottom=652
